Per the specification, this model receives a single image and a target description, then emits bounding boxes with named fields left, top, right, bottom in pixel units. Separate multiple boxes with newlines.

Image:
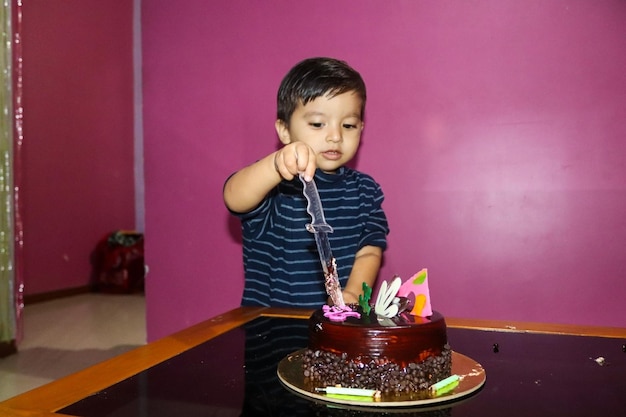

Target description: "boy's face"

left=275, top=91, right=364, bottom=174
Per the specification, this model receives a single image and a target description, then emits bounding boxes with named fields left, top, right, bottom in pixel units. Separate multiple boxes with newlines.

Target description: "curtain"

left=0, top=0, right=21, bottom=348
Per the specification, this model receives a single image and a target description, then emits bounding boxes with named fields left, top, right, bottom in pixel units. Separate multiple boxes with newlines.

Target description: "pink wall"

left=143, top=0, right=626, bottom=340
left=20, top=1, right=135, bottom=295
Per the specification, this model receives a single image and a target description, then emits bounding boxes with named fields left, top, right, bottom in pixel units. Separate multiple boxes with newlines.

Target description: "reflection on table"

left=0, top=307, right=624, bottom=417
left=60, top=315, right=625, bottom=417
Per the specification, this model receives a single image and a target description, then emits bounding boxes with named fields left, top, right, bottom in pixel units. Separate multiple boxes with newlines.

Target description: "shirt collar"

left=315, top=167, right=346, bottom=185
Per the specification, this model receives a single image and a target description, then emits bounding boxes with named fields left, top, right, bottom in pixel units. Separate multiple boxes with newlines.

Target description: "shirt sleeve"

left=358, top=177, right=390, bottom=251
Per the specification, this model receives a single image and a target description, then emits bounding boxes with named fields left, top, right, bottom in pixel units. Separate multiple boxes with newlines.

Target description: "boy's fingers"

left=303, top=158, right=316, bottom=181
left=293, top=144, right=316, bottom=181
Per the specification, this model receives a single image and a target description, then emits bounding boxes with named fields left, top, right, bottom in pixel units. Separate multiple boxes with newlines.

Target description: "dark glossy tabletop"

left=58, top=316, right=626, bottom=417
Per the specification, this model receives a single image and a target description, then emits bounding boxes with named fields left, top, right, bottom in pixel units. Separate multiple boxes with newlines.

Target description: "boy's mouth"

left=321, top=150, right=342, bottom=160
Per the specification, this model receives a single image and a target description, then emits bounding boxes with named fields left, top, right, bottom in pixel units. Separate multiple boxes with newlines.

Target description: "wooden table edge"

left=0, top=306, right=266, bottom=413
left=445, top=317, right=626, bottom=338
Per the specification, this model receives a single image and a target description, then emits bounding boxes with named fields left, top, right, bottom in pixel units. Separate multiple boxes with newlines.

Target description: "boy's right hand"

left=273, top=142, right=317, bottom=182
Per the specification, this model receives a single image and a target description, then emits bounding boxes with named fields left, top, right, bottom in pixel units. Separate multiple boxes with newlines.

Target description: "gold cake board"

left=278, top=349, right=486, bottom=409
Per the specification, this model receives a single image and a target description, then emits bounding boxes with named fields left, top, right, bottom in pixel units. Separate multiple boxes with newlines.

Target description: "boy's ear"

left=275, top=120, right=291, bottom=145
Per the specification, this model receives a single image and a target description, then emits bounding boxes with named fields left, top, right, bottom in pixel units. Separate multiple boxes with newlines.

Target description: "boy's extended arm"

left=224, top=143, right=317, bottom=214
left=223, top=153, right=281, bottom=213
left=342, top=245, right=383, bottom=305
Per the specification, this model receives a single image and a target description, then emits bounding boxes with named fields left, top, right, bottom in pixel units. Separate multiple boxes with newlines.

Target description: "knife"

left=299, top=174, right=345, bottom=307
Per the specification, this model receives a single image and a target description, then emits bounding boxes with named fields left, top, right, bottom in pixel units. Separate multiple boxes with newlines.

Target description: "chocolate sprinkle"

left=302, top=344, right=452, bottom=398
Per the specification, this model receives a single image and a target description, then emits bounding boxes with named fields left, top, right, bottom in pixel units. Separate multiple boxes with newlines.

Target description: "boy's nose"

left=326, top=126, right=342, bottom=143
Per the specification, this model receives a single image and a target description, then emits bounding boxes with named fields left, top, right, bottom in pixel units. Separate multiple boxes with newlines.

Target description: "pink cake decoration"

left=322, top=304, right=361, bottom=322
left=397, top=268, right=433, bottom=317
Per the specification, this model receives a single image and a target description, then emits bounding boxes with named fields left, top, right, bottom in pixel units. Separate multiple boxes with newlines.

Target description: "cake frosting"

left=302, top=270, right=452, bottom=399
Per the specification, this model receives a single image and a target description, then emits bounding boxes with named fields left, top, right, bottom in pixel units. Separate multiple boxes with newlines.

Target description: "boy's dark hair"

left=277, top=57, right=366, bottom=125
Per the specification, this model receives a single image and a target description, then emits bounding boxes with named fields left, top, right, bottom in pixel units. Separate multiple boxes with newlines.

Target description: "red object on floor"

left=91, top=231, right=144, bottom=293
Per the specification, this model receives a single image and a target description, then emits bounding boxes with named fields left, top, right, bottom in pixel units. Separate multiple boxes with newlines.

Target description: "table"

left=1, top=307, right=625, bottom=416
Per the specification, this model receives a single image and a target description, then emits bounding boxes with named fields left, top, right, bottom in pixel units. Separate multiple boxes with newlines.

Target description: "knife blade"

left=299, top=174, right=345, bottom=307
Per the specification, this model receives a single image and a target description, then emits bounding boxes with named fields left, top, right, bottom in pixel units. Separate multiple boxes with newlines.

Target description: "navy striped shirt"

left=234, top=167, right=389, bottom=307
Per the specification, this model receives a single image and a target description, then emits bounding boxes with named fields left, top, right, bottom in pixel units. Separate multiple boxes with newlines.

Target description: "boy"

left=224, top=57, right=389, bottom=307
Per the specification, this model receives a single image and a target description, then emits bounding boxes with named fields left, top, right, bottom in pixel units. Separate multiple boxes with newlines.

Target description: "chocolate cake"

left=302, top=307, right=451, bottom=398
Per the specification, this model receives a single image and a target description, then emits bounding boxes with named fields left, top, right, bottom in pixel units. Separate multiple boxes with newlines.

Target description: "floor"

left=0, top=293, right=146, bottom=402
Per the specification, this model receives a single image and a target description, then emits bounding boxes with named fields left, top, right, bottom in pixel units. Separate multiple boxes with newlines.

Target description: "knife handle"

left=299, top=174, right=332, bottom=231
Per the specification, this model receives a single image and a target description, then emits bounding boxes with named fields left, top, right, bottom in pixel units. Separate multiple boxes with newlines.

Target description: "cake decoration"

left=359, top=282, right=373, bottom=314
left=373, top=269, right=432, bottom=320
left=315, top=386, right=382, bottom=400
left=374, top=276, right=402, bottom=318
left=397, top=268, right=433, bottom=317
left=428, top=374, right=460, bottom=396
left=322, top=304, right=360, bottom=322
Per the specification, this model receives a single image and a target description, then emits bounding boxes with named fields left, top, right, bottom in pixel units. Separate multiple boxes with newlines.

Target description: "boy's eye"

left=309, top=122, right=324, bottom=128
left=343, top=124, right=357, bottom=129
